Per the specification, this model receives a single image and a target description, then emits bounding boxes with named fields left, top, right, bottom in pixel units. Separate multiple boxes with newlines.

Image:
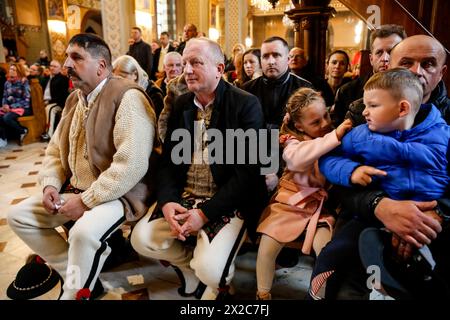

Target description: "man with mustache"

left=8, top=33, right=157, bottom=300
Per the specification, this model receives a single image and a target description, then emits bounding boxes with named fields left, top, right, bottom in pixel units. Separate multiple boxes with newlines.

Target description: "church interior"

left=0, top=0, right=449, bottom=302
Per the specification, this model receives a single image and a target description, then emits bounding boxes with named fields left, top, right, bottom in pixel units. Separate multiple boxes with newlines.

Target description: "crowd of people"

left=4, top=21, right=450, bottom=302
left=0, top=49, right=72, bottom=146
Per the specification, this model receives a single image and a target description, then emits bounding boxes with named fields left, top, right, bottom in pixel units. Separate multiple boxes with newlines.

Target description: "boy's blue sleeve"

left=319, top=130, right=362, bottom=187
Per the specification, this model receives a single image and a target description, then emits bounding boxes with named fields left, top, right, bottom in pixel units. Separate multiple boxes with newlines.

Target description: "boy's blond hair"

left=364, top=68, right=423, bottom=112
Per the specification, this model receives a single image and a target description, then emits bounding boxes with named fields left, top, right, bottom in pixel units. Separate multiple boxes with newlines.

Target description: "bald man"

left=389, top=34, right=449, bottom=122
left=310, top=35, right=450, bottom=300
left=176, top=24, right=198, bottom=55
left=288, top=46, right=334, bottom=106
left=346, top=34, right=449, bottom=126
left=288, top=47, right=308, bottom=74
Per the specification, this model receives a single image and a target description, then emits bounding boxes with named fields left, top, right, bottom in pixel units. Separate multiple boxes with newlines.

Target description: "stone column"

left=198, top=0, right=209, bottom=35
left=286, top=0, right=335, bottom=77
left=224, top=0, right=247, bottom=56
left=101, top=0, right=134, bottom=61
left=185, top=0, right=200, bottom=29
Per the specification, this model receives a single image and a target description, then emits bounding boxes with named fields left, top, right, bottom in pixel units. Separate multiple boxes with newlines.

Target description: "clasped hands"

left=162, top=202, right=208, bottom=241
left=378, top=198, right=442, bottom=261
left=42, top=186, right=89, bottom=221
left=351, top=166, right=443, bottom=261
left=1, top=105, right=11, bottom=113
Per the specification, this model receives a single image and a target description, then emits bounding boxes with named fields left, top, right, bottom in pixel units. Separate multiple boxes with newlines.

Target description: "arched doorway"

left=80, top=10, right=102, bottom=36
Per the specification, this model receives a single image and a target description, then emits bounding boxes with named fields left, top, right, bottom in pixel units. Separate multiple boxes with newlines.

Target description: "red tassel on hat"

left=76, top=288, right=91, bottom=300
left=35, top=255, right=46, bottom=264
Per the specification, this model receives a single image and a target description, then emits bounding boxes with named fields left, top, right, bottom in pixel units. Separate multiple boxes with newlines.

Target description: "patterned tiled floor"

left=0, top=141, right=313, bottom=300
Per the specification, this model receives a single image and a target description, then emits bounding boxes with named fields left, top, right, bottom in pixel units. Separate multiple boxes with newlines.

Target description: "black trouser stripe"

left=83, top=215, right=126, bottom=289
left=219, top=222, right=246, bottom=288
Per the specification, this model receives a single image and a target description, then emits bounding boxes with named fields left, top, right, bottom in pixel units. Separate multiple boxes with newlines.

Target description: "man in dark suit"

left=41, top=60, right=70, bottom=139
left=151, top=31, right=175, bottom=80
left=176, top=24, right=198, bottom=55
left=127, top=27, right=153, bottom=77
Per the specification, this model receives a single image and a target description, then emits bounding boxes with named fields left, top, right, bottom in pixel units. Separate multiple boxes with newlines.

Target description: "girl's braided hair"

left=280, top=87, right=325, bottom=141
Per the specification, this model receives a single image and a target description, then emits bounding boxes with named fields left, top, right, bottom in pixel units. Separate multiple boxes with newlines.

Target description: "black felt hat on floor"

left=358, top=227, right=448, bottom=300
left=7, top=254, right=62, bottom=300
left=358, top=227, right=411, bottom=299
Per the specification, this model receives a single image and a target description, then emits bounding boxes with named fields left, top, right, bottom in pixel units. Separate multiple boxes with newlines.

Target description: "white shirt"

left=43, top=76, right=53, bottom=102
left=157, top=44, right=170, bottom=73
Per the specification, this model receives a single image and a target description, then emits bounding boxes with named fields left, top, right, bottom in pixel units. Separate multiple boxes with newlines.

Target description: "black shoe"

left=172, top=265, right=206, bottom=299
left=275, top=247, right=299, bottom=268
left=90, top=279, right=105, bottom=300
left=216, top=285, right=234, bottom=301
left=102, top=230, right=138, bottom=271
left=19, top=128, right=28, bottom=146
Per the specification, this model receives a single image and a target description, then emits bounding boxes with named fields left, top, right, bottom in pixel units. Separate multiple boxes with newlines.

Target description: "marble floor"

left=0, top=141, right=314, bottom=301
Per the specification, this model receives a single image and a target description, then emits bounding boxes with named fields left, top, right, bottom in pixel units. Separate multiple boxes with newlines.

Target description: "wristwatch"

left=370, top=193, right=386, bottom=214
left=434, top=205, right=450, bottom=226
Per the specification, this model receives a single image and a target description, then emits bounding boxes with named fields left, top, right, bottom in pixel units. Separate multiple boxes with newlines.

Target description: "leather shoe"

left=172, top=265, right=206, bottom=299
left=90, top=279, right=105, bottom=299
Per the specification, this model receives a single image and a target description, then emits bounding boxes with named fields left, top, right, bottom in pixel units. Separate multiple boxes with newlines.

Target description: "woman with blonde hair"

left=255, top=88, right=352, bottom=300
left=112, top=55, right=164, bottom=117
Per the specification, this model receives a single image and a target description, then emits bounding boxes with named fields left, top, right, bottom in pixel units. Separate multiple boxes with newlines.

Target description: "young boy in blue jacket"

left=321, top=67, right=449, bottom=201
left=309, top=68, right=450, bottom=300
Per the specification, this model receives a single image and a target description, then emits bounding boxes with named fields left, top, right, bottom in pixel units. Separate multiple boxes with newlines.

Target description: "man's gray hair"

left=163, top=51, right=183, bottom=65
left=186, top=37, right=225, bottom=65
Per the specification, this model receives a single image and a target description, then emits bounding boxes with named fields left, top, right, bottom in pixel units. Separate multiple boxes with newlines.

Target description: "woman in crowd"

left=112, top=55, right=164, bottom=118
left=325, top=50, right=351, bottom=100
left=241, top=48, right=262, bottom=85
left=0, top=63, right=31, bottom=146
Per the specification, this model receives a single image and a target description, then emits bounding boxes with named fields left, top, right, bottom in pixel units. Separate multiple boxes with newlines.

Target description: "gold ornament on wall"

left=46, top=0, right=68, bottom=21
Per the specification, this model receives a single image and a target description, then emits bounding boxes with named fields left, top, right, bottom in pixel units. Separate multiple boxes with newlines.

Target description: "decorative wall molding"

left=225, top=0, right=239, bottom=54
left=185, top=0, right=200, bottom=29
left=101, top=0, right=121, bottom=60
left=68, top=0, right=101, bottom=10
left=67, top=5, right=81, bottom=29
left=49, top=30, right=67, bottom=63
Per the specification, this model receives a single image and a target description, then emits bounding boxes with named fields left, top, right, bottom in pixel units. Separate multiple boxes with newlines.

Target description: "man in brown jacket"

left=8, top=33, right=157, bottom=300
